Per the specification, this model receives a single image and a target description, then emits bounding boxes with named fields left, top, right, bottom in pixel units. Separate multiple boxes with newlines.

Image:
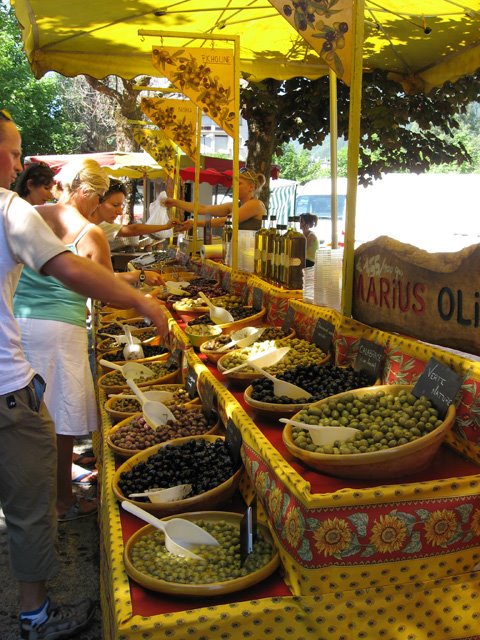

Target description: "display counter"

left=96, top=264, right=480, bottom=640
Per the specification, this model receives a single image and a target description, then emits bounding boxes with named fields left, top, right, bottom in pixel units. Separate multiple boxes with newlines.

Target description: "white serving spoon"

left=222, top=346, right=291, bottom=376
left=198, top=292, right=234, bottom=325
left=166, top=281, right=189, bottom=296
left=122, top=501, right=219, bottom=560
left=128, top=484, right=192, bottom=504
left=108, top=390, right=175, bottom=404
left=122, top=325, right=145, bottom=361
left=250, top=364, right=312, bottom=400
left=279, top=418, right=360, bottom=446
left=99, top=359, right=155, bottom=380
left=126, top=378, right=176, bottom=428
left=218, top=327, right=266, bottom=352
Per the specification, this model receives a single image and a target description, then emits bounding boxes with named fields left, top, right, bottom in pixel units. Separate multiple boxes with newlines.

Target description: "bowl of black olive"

left=244, top=364, right=375, bottom=417
left=282, top=385, right=456, bottom=480
left=113, top=435, right=243, bottom=515
left=124, top=510, right=279, bottom=596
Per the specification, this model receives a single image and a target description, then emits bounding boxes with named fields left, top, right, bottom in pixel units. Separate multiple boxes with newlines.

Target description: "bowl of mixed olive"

left=123, top=510, right=279, bottom=596
left=244, top=364, right=374, bottom=417
left=98, top=360, right=180, bottom=394
left=186, top=306, right=266, bottom=334
left=97, top=347, right=170, bottom=373
left=97, top=319, right=156, bottom=339
left=184, top=324, right=223, bottom=348
left=282, top=385, right=456, bottom=480
left=217, top=338, right=329, bottom=386
left=113, top=435, right=243, bottom=515
left=104, top=384, right=200, bottom=422
left=199, top=326, right=296, bottom=364
left=106, top=406, right=221, bottom=458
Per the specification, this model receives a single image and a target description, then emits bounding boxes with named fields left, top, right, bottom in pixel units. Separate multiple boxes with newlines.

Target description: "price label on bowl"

left=166, top=348, right=183, bottom=369
left=241, top=285, right=249, bottom=306
left=226, top=418, right=243, bottom=468
left=281, top=307, right=295, bottom=333
left=312, top=318, right=335, bottom=353
left=240, top=498, right=258, bottom=565
left=201, top=377, right=218, bottom=419
left=252, top=287, right=263, bottom=312
left=412, top=357, right=463, bottom=418
left=353, top=338, right=385, bottom=384
left=185, top=364, right=198, bottom=399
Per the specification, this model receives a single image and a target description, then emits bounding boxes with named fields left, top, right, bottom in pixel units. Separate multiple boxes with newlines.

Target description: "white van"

left=295, top=177, right=347, bottom=246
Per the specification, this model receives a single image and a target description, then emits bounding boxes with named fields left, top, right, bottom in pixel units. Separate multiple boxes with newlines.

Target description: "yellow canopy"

left=12, top=1, right=480, bottom=91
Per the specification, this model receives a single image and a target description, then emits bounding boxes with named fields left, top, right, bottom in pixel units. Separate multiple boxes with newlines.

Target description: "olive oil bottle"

left=284, top=216, right=306, bottom=289
left=222, top=219, right=232, bottom=266
left=272, top=224, right=287, bottom=286
left=254, top=215, right=268, bottom=277
left=264, top=216, right=277, bottom=281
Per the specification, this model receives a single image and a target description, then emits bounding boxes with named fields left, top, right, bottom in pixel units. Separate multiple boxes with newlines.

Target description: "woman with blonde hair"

left=14, top=159, right=113, bottom=520
left=165, top=167, right=267, bottom=230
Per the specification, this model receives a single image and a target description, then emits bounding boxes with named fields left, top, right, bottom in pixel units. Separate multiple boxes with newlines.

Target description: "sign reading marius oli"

left=352, top=236, right=480, bottom=356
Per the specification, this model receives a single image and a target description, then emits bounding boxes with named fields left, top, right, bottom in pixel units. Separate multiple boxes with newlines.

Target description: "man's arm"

left=116, top=221, right=180, bottom=237
left=43, top=252, right=169, bottom=336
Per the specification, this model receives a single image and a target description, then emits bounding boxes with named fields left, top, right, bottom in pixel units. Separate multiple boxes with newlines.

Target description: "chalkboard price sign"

left=241, top=285, right=249, bottom=306
left=252, top=287, right=263, bottom=312
left=185, top=364, right=198, bottom=399
left=166, top=348, right=183, bottom=369
left=311, top=318, right=335, bottom=353
left=225, top=418, right=242, bottom=468
left=201, top=378, right=218, bottom=419
left=354, top=338, right=385, bottom=384
left=240, top=499, right=258, bottom=565
left=281, top=307, right=295, bottom=333
left=412, top=357, right=462, bottom=418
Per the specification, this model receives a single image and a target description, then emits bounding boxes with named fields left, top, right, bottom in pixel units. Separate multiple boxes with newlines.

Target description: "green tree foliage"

left=273, top=143, right=324, bottom=182
left=241, top=70, right=480, bottom=189
left=0, top=4, right=82, bottom=155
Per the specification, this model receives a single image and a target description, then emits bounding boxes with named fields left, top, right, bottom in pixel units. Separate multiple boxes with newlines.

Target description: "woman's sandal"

left=72, top=449, right=96, bottom=468
left=57, top=496, right=98, bottom=522
left=71, top=463, right=98, bottom=485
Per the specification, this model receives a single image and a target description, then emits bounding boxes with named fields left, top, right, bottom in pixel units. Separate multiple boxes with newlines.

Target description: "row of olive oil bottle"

left=253, top=215, right=306, bottom=289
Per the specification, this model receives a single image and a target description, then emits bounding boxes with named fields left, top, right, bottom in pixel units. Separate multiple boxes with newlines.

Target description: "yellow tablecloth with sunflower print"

left=94, top=290, right=480, bottom=640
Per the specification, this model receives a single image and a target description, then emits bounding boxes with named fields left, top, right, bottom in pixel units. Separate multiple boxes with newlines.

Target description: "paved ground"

left=0, top=440, right=103, bottom=639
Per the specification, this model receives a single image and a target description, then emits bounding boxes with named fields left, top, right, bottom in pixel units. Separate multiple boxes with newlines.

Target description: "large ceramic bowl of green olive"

left=282, top=385, right=456, bottom=480
left=123, top=511, right=280, bottom=596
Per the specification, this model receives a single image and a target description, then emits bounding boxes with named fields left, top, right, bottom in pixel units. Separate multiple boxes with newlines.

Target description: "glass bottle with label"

left=284, top=216, right=306, bottom=290
left=264, top=215, right=277, bottom=281
left=203, top=215, right=212, bottom=245
left=254, top=215, right=268, bottom=277
left=222, top=219, right=232, bottom=266
left=273, top=224, right=287, bottom=286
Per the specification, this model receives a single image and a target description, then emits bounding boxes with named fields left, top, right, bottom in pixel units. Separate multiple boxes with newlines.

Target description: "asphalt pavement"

left=0, top=440, right=103, bottom=639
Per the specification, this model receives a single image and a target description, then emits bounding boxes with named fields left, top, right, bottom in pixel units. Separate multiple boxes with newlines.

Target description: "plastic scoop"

left=108, top=390, right=175, bottom=404
left=279, top=418, right=360, bottom=446
left=198, top=291, right=234, bottom=325
left=98, top=359, right=155, bottom=380
left=166, top=281, right=189, bottom=296
left=122, top=325, right=144, bottom=361
left=222, top=346, right=291, bottom=376
left=218, top=327, right=266, bottom=352
left=128, top=484, right=192, bottom=504
left=126, top=378, right=176, bottom=428
left=122, top=501, right=219, bottom=560
left=250, top=364, right=312, bottom=400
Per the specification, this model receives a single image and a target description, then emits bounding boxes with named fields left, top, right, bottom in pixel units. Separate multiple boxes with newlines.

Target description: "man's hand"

left=136, top=295, right=169, bottom=338
left=143, top=270, right=164, bottom=286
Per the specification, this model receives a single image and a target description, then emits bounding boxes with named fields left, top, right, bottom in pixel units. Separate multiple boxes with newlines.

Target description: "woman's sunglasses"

left=0, top=109, right=13, bottom=122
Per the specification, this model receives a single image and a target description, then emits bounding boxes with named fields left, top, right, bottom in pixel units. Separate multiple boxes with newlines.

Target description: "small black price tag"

left=354, top=338, right=385, bottom=384
left=252, top=287, right=263, bottom=312
left=201, top=378, right=218, bottom=419
left=225, top=418, right=242, bottom=468
left=185, top=364, right=198, bottom=399
left=281, top=306, right=295, bottom=333
left=241, top=285, right=249, bottom=306
left=311, top=318, right=335, bottom=353
left=240, top=500, right=258, bottom=565
left=412, top=357, right=463, bottom=418
left=166, top=348, right=183, bottom=369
